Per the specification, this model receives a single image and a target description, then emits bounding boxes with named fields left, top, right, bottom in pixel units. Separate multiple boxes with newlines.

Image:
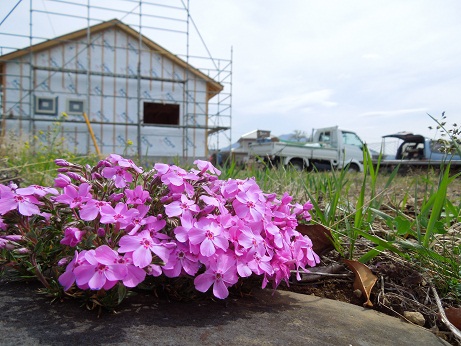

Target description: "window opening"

left=143, top=102, right=180, bottom=126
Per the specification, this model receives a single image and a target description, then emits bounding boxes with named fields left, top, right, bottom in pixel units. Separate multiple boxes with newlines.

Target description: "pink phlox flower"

left=54, top=183, right=92, bottom=209
left=281, top=192, right=293, bottom=205
left=54, top=173, right=72, bottom=188
left=261, top=219, right=284, bottom=249
left=232, top=186, right=266, bottom=222
left=106, top=153, right=124, bottom=164
left=194, top=254, right=238, bottom=299
left=274, top=210, right=299, bottom=231
left=188, top=216, right=229, bottom=257
left=126, top=205, right=150, bottom=235
left=73, top=245, right=128, bottom=290
left=143, top=213, right=168, bottom=238
left=162, top=242, right=200, bottom=278
left=291, top=234, right=320, bottom=272
left=153, top=162, right=170, bottom=175
left=117, top=252, right=146, bottom=288
left=125, top=185, right=150, bottom=205
left=174, top=211, right=195, bottom=243
left=156, top=164, right=197, bottom=195
left=237, top=259, right=252, bottom=278
left=102, top=165, right=133, bottom=188
left=106, top=154, right=143, bottom=174
left=264, top=192, right=277, bottom=202
left=221, top=178, right=257, bottom=199
left=226, top=224, right=244, bottom=255
left=146, top=264, right=163, bottom=277
left=60, top=227, right=84, bottom=247
left=292, top=201, right=313, bottom=221
left=118, top=157, right=143, bottom=174
left=17, top=185, right=58, bottom=197
left=237, top=227, right=267, bottom=256
left=200, top=194, right=229, bottom=215
left=58, top=250, right=88, bottom=291
left=247, top=249, right=274, bottom=276
left=100, top=202, right=138, bottom=229
left=193, top=159, right=221, bottom=176
left=165, top=194, right=200, bottom=218
left=0, top=188, right=41, bottom=216
left=220, top=179, right=240, bottom=199
left=0, top=184, right=13, bottom=196
left=268, top=250, right=294, bottom=289
left=118, top=230, right=171, bottom=268
left=79, top=199, right=109, bottom=221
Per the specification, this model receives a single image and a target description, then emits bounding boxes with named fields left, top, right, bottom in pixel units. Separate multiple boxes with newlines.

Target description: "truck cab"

left=248, top=126, right=367, bottom=172
left=312, top=127, right=366, bottom=171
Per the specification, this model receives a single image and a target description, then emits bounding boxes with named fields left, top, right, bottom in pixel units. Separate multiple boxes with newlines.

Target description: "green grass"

left=230, top=147, right=461, bottom=299
left=0, top=117, right=99, bottom=186
left=1, top=116, right=460, bottom=301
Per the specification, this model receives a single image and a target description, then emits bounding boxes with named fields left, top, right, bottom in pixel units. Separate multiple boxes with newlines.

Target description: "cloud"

left=358, top=108, right=428, bottom=118
left=362, top=53, right=382, bottom=60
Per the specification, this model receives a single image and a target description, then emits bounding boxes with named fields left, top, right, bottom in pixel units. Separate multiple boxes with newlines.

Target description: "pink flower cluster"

left=0, top=154, right=319, bottom=299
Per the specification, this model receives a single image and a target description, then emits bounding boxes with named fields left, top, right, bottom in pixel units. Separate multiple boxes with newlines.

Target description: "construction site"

left=0, top=0, right=232, bottom=163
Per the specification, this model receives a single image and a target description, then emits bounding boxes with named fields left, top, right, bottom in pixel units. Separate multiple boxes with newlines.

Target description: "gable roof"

left=0, top=19, right=223, bottom=99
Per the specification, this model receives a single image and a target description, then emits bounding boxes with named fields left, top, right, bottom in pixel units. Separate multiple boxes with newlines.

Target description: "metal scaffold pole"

left=0, top=0, right=232, bottom=162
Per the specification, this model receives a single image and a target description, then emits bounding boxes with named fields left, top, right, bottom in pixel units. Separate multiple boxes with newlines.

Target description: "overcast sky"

left=2, top=1, right=461, bottom=148
left=188, top=0, right=461, bottom=146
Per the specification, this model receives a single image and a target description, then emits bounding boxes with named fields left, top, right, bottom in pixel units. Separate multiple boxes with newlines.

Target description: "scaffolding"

left=0, top=0, right=232, bottom=162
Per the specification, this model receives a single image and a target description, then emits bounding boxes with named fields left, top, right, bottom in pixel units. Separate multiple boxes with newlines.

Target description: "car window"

left=342, top=132, right=363, bottom=147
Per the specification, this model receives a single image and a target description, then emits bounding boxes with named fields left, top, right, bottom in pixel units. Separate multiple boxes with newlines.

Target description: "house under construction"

left=0, top=1, right=232, bottom=162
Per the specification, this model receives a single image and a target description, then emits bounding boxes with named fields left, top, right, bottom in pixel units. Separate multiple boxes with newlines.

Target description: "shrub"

left=0, top=155, right=319, bottom=308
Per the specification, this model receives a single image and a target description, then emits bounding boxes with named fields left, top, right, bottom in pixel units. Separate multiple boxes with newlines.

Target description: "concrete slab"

left=0, top=280, right=449, bottom=346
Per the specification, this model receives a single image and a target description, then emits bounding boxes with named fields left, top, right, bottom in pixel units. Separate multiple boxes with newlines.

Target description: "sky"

left=1, top=0, right=461, bottom=149
left=188, top=0, right=461, bottom=148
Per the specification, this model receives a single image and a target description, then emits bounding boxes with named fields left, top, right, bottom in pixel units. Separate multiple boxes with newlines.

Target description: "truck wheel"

left=290, top=160, right=304, bottom=171
left=347, top=163, right=360, bottom=172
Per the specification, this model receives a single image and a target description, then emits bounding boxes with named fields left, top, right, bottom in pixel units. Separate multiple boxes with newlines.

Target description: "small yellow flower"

left=38, top=130, right=44, bottom=135
left=62, top=112, right=68, bottom=118
left=126, top=139, right=133, bottom=146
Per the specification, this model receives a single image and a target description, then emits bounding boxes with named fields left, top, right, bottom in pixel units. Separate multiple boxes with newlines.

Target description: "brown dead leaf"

left=297, top=224, right=335, bottom=256
left=343, top=259, right=378, bottom=307
left=445, top=307, right=461, bottom=330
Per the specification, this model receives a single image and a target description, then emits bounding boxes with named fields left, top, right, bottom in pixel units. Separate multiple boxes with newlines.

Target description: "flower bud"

left=3, top=235, right=22, bottom=241
left=67, top=172, right=85, bottom=182
left=54, top=173, right=71, bottom=188
left=109, top=193, right=124, bottom=202
left=57, top=257, right=69, bottom=266
left=54, top=159, right=71, bottom=167
left=97, top=227, right=106, bottom=237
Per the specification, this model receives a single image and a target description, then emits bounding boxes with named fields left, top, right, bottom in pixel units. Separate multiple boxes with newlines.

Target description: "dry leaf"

left=445, top=307, right=461, bottom=330
left=297, top=224, right=335, bottom=256
left=343, top=259, right=378, bottom=307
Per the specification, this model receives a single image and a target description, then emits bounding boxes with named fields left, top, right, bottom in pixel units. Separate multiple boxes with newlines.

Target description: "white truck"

left=248, top=126, right=367, bottom=172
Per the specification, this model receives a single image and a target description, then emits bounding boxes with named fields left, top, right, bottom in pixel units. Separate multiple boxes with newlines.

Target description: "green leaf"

left=393, top=216, right=412, bottom=236
left=117, top=283, right=127, bottom=305
left=354, top=229, right=404, bottom=256
left=359, top=246, right=386, bottom=263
